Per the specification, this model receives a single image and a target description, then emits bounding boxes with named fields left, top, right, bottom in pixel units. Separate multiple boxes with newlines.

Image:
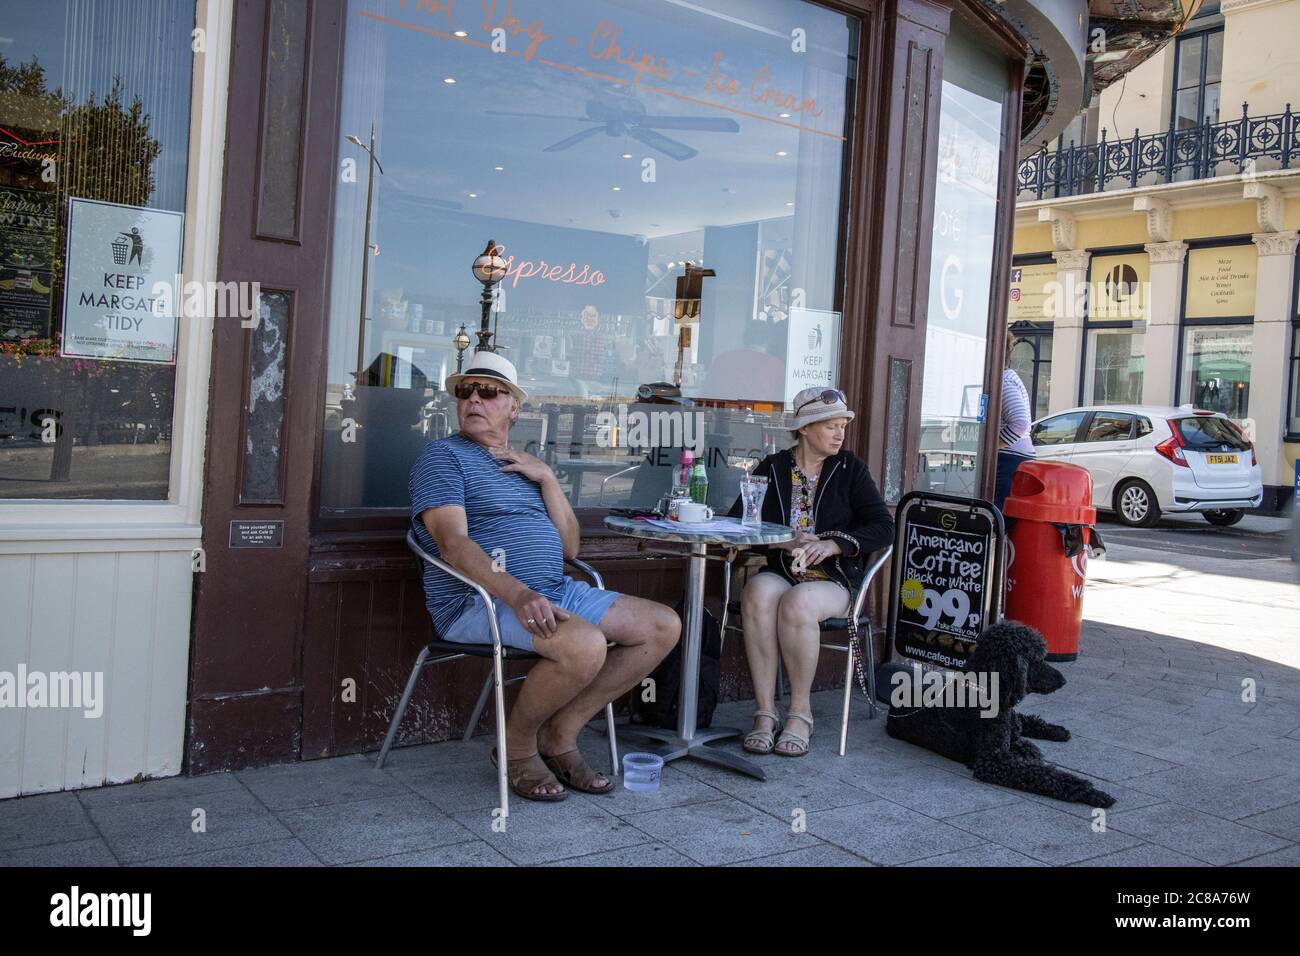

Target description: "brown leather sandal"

left=490, top=748, right=568, bottom=802
left=541, top=749, right=616, bottom=795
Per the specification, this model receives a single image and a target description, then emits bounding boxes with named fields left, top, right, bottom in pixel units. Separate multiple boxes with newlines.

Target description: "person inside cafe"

left=728, top=387, right=893, bottom=757
left=409, top=350, right=680, bottom=801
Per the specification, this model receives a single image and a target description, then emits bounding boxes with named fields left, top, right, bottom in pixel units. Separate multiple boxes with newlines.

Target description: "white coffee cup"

left=676, top=502, right=713, bottom=523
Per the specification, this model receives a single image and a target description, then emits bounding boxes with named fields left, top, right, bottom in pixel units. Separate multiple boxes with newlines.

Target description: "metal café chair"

left=719, top=546, right=894, bottom=756
left=376, top=530, right=619, bottom=816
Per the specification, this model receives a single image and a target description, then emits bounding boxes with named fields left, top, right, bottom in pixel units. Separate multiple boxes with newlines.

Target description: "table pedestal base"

left=617, top=724, right=767, bottom=780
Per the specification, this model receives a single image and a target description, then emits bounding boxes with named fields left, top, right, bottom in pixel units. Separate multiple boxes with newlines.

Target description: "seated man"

left=409, top=350, right=680, bottom=802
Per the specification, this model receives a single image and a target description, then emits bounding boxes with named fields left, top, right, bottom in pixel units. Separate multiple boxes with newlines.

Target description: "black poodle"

left=886, top=620, right=1115, bottom=808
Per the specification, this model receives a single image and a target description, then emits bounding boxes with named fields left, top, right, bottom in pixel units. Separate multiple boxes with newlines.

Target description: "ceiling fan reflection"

left=489, top=97, right=740, bottom=161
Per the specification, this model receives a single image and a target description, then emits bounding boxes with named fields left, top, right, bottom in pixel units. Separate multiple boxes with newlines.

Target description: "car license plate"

left=1206, top=454, right=1238, bottom=465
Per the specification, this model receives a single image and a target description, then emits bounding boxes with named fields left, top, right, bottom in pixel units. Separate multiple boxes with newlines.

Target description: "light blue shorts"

left=440, top=576, right=623, bottom=653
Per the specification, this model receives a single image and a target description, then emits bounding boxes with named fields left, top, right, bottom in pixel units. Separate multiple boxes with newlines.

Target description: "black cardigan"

left=727, top=448, right=894, bottom=590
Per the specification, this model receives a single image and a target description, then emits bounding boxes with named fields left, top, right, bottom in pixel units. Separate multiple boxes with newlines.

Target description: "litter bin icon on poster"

left=110, top=228, right=144, bottom=266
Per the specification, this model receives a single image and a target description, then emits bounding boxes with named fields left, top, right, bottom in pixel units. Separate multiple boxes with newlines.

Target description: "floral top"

left=790, top=463, right=829, bottom=581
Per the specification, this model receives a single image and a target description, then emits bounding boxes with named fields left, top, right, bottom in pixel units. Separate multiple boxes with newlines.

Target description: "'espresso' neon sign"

left=495, top=243, right=606, bottom=288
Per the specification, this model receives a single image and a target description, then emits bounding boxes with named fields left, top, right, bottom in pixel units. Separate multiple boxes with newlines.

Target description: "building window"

left=1178, top=243, right=1256, bottom=421
left=918, top=15, right=1008, bottom=497
left=1180, top=324, right=1252, bottom=418
left=1081, top=250, right=1147, bottom=407
left=1172, top=27, right=1223, bottom=131
left=0, top=0, right=196, bottom=500
left=318, top=0, right=861, bottom=513
left=1008, top=323, right=1052, bottom=419
left=1084, top=328, right=1145, bottom=405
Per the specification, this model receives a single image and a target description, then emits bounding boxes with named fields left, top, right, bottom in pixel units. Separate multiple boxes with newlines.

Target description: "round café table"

left=603, top=515, right=794, bottom=780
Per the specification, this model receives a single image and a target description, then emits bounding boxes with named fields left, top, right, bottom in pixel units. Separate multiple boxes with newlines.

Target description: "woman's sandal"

left=541, top=749, right=616, bottom=795
left=775, top=713, right=813, bottom=757
left=743, top=709, right=783, bottom=755
left=490, top=748, right=568, bottom=802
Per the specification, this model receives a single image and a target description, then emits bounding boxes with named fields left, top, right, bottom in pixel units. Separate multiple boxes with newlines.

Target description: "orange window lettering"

left=588, top=20, right=673, bottom=84
left=480, top=0, right=551, bottom=61
left=400, top=0, right=456, bottom=28
left=703, top=51, right=740, bottom=96
left=750, top=65, right=822, bottom=117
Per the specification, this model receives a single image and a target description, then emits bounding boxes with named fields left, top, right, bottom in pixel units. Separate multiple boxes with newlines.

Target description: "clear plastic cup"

left=741, top=475, right=769, bottom=528
left=622, top=752, right=664, bottom=792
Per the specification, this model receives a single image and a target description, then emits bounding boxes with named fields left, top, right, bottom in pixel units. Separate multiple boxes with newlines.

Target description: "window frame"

left=1078, top=244, right=1148, bottom=407
left=1009, top=251, right=1056, bottom=419
left=1173, top=236, right=1256, bottom=417
left=1170, top=23, right=1225, bottom=131
left=0, top=0, right=229, bottom=548
left=315, top=0, right=871, bottom=524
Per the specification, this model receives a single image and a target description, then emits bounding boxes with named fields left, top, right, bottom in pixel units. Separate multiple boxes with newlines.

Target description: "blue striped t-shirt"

left=409, top=433, right=565, bottom=634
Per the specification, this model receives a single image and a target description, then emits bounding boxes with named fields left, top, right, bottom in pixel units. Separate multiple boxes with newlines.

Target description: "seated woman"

left=728, top=387, right=893, bottom=756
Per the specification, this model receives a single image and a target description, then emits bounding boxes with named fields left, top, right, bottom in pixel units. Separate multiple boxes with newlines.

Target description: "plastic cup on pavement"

left=622, top=752, right=663, bottom=792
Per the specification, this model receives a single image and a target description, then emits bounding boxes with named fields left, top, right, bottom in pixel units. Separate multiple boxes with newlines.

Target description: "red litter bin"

left=1002, top=460, right=1100, bottom=661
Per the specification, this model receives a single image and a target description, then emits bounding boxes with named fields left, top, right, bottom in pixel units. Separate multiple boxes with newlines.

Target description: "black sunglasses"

left=453, top=381, right=509, bottom=400
left=795, top=388, right=847, bottom=415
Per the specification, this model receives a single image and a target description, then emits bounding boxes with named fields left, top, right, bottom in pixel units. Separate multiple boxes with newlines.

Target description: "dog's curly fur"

left=886, top=621, right=1115, bottom=808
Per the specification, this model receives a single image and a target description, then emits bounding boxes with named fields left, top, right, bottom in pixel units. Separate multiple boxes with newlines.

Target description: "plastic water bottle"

left=689, top=457, right=709, bottom=505
left=672, top=448, right=694, bottom=498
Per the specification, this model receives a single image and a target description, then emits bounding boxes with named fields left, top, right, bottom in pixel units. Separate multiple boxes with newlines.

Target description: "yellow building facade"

left=1011, top=0, right=1300, bottom=512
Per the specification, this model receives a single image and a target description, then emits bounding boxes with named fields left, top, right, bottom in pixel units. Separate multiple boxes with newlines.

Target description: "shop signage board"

left=60, top=197, right=184, bottom=364
left=1089, top=251, right=1149, bottom=321
left=1185, top=245, right=1258, bottom=319
left=1007, top=262, right=1056, bottom=321
left=0, top=186, right=57, bottom=340
left=887, top=492, right=1005, bottom=671
left=784, top=306, right=839, bottom=403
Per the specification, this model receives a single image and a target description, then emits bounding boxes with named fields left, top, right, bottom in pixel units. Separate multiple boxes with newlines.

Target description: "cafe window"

left=1179, top=323, right=1252, bottom=418
left=0, top=0, right=195, bottom=500
left=917, top=16, right=1007, bottom=497
left=1083, top=327, right=1145, bottom=405
left=319, top=0, right=860, bottom=514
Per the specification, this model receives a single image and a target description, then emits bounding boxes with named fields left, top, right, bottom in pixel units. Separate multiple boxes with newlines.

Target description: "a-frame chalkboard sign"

left=886, top=492, right=1006, bottom=672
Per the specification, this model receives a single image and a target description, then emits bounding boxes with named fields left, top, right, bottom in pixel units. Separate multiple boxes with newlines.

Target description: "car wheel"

left=1203, top=509, right=1245, bottom=527
left=1114, top=479, right=1160, bottom=528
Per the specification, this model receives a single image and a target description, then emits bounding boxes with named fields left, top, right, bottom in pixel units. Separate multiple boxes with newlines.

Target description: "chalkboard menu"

left=890, top=495, right=1001, bottom=671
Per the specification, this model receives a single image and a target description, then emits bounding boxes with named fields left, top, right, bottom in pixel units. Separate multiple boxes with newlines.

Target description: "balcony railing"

left=1017, top=103, right=1298, bottom=201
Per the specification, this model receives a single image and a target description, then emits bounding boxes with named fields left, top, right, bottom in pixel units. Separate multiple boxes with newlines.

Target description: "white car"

left=1028, top=405, right=1263, bottom=528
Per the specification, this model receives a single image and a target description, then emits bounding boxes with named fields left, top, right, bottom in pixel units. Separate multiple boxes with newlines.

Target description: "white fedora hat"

left=444, top=350, right=527, bottom=401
